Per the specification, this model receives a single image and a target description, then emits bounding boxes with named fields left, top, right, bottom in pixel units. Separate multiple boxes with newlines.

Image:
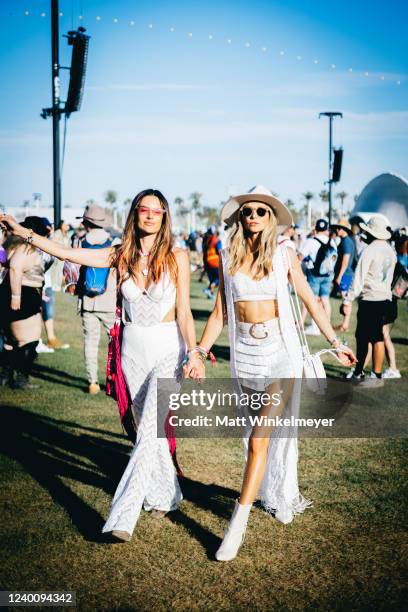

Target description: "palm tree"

left=318, top=190, right=329, bottom=217
left=189, top=192, right=202, bottom=231
left=302, top=192, right=314, bottom=229
left=174, top=197, right=189, bottom=232
left=284, top=198, right=299, bottom=224
left=104, top=190, right=118, bottom=227
left=199, top=206, right=219, bottom=227
left=336, top=191, right=348, bottom=216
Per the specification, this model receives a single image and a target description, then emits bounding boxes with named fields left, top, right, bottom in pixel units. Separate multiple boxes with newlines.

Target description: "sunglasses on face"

left=136, top=205, right=166, bottom=217
left=240, top=206, right=271, bottom=218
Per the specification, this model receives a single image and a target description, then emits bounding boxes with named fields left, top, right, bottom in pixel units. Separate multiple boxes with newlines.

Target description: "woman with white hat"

left=0, top=190, right=204, bottom=541
left=194, top=185, right=356, bottom=561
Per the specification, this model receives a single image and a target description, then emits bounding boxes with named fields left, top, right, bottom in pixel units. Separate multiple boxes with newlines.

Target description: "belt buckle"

left=249, top=322, right=269, bottom=339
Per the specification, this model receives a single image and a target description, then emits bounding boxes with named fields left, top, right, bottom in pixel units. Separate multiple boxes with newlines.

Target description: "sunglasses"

left=136, top=205, right=166, bottom=217
left=240, top=206, right=271, bottom=218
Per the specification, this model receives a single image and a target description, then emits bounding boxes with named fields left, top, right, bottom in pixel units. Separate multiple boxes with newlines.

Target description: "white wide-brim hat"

left=360, top=216, right=391, bottom=240
left=220, top=185, right=293, bottom=228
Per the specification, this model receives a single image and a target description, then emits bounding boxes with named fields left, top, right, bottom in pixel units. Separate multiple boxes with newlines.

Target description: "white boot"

left=215, top=499, right=252, bottom=561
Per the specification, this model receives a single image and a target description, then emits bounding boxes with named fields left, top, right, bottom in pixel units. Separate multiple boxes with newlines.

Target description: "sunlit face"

left=135, top=195, right=166, bottom=234
left=240, top=201, right=273, bottom=234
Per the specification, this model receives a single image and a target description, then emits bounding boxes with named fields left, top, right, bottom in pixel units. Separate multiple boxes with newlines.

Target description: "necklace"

left=138, top=248, right=150, bottom=276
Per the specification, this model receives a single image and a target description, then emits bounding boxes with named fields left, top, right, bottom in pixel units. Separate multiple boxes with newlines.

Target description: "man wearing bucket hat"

left=75, top=204, right=117, bottom=394
left=342, top=216, right=397, bottom=387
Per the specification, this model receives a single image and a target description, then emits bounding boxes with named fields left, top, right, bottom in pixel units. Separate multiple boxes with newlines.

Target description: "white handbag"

left=284, top=247, right=341, bottom=394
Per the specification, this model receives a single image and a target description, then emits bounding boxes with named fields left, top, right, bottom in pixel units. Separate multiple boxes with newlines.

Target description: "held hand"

left=0, top=214, right=24, bottom=236
left=182, top=357, right=206, bottom=382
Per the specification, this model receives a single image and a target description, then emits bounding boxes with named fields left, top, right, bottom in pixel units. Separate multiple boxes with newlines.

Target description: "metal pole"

left=319, top=112, right=343, bottom=226
left=51, top=0, right=61, bottom=226
left=328, top=115, right=333, bottom=225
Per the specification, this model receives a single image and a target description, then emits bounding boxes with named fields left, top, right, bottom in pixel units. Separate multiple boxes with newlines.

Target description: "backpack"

left=312, top=237, right=338, bottom=277
left=78, top=237, right=112, bottom=297
left=206, top=235, right=220, bottom=269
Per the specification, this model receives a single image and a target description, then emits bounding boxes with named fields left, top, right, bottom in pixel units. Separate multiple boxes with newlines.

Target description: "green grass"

left=0, top=275, right=407, bottom=611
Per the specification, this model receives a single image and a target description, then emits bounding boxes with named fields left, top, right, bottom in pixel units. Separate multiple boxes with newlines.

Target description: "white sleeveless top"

left=231, top=270, right=278, bottom=302
left=121, top=273, right=176, bottom=325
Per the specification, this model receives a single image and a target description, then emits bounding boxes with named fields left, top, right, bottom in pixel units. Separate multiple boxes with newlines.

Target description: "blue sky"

left=1, top=0, right=407, bottom=214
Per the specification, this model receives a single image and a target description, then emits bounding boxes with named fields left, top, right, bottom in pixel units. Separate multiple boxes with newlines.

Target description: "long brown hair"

left=227, top=204, right=278, bottom=279
left=113, top=189, right=178, bottom=288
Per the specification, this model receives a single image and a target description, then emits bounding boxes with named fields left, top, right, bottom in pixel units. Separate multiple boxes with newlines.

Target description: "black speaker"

left=331, top=148, right=343, bottom=183
left=65, top=28, right=90, bottom=115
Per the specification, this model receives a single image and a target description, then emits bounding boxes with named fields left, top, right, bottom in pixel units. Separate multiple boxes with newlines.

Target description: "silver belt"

left=248, top=322, right=269, bottom=339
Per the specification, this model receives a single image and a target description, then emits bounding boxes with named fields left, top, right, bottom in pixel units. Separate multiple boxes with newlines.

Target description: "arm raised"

left=0, top=215, right=115, bottom=268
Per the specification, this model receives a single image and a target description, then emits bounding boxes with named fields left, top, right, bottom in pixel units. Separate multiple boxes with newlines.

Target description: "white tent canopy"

left=351, top=173, right=408, bottom=229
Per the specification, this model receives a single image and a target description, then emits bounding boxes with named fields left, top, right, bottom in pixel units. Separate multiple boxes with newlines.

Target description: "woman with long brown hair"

left=0, top=189, right=204, bottom=541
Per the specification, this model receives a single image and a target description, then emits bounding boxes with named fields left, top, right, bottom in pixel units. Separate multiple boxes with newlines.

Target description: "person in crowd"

left=203, top=225, right=222, bottom=299
left=192, top=185, right=356, bottom=561
left=50, top=220, right=71, bottom=291
left=277, top=223, right=298, bottom=252
left=331, top=218, right=356, bottom=331
left=37, top=218, right=70, bottom=352
left=75, top=204, right=117, bottom=395
left=299, top=218, right=338, bottom=335
left=0, top=189, right=203, bottom=542
left=0, top=216, right=49, bottom=389
left=342, top=216, right=397, bottom=387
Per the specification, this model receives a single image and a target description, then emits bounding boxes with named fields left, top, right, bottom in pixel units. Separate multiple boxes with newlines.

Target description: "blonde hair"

left=227, top=205, right=278, bottom=279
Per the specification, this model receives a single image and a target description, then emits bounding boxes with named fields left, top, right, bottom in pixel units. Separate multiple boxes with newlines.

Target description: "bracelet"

left=329, top=336, right=341, bottom=348
left=11, top=294, right=21, bottom=299
left=23, top=229, right=34, bottom=244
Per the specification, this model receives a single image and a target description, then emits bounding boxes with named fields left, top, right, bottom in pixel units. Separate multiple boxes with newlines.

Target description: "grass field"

left=0, top=274, right=407, bottom=611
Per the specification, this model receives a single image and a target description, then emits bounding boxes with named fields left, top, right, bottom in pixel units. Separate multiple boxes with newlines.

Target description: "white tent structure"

left=351, top=173, right=408, bottom=229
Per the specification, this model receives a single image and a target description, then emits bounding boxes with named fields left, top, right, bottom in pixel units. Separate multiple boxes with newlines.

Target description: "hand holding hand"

left=336, top=346, right=357, bottom=367
left=11, top=295, right=21, bottom=311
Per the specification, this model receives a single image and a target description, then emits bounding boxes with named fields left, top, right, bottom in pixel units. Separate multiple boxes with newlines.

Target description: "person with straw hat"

left=331, top=217, right=356, bottom=331
left=192, top=185, right=356, bottom=561
left=342, top=216, right=397, bottom=387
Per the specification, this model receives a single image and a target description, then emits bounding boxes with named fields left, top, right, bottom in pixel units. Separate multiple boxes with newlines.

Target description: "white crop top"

left=231, top=270, right=277, bottom=302
left=121, top=274, right=176, bottom=325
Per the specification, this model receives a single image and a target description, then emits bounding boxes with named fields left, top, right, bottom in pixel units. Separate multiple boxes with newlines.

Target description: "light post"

left=319, top=112, right=343, bottom=224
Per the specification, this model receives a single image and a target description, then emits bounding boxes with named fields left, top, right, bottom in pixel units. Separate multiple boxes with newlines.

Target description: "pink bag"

left=106, top=306, right=177, bottom=456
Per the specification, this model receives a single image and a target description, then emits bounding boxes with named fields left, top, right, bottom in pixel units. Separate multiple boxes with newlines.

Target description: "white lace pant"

left=102, top=321, right=186, bottom=536
left=235, top=319, right=312, bottom=518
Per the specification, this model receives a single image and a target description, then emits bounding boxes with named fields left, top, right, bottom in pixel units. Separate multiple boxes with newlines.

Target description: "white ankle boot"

left=215, top=499, right=252, bottom=561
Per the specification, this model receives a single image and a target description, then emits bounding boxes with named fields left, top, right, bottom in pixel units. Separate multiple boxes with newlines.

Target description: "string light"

left=17, top=11, right=404, bottom=88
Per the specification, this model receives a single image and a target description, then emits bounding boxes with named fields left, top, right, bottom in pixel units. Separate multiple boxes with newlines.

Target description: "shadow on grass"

left=31, top=363, right=88, bottom=390
left=0, top=406, right=236, bottom=556
left=0, top=405, right=131, bottom=541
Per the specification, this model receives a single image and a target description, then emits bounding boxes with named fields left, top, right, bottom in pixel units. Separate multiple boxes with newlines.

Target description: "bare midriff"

left=234, top=299, right=279, bottom=323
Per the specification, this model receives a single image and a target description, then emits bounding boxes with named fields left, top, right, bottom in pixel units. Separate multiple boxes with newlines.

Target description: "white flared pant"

left=102, top=321, right=186, bottom=536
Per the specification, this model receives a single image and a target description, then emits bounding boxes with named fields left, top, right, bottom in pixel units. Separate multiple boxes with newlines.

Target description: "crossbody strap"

left=281, top=246, right=311, bottom=356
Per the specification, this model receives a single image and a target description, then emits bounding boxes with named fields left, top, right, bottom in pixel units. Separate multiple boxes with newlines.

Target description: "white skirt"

left=233, top=318, right=312, bottom=521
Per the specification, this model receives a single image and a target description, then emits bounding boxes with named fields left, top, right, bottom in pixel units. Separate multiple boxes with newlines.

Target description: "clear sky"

left=1, top=0, right=407, bottom=214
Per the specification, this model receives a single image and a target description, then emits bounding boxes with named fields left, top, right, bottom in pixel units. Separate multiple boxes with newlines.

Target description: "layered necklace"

left=138, top=248, right=151, bottom=277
